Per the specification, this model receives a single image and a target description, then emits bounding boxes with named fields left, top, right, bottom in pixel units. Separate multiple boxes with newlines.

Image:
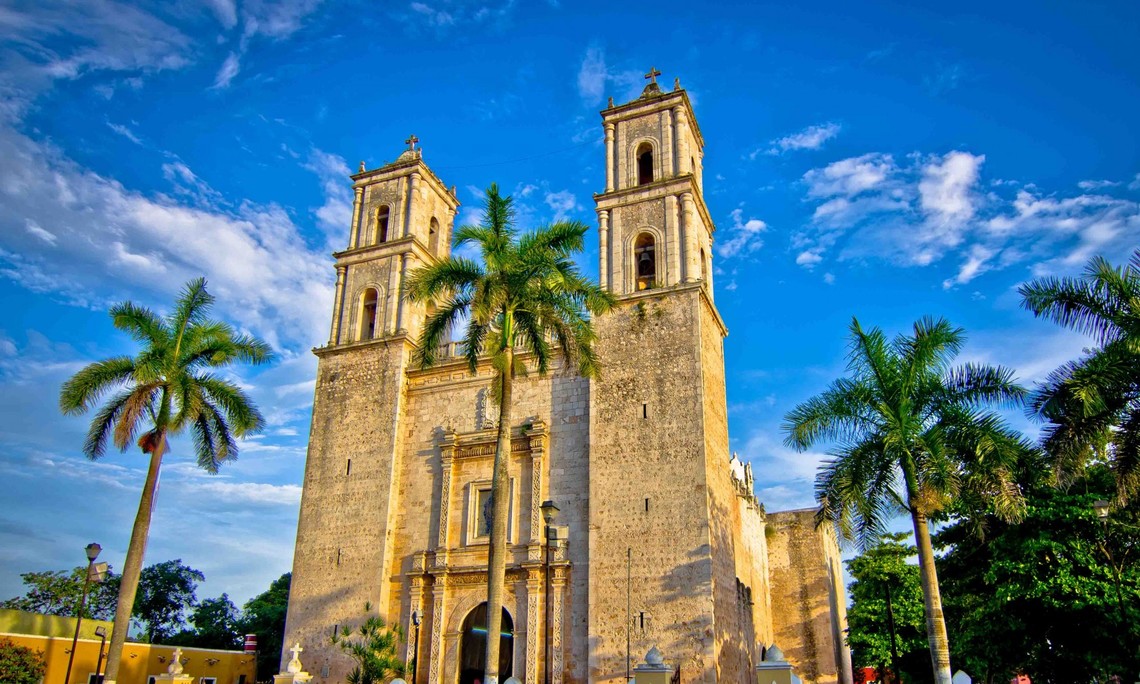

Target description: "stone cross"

left=287, top=643, right=304, bottom=674
left=405, top=134, right=419, bottom=150
left=644, top=67, right=661, bottom=85
left=168, top=647, right=184, bottom=675
left=359, top=160, right=366, bottom=173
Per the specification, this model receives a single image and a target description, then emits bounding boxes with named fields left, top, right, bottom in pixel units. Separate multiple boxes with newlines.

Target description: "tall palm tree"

left=1019, top=249, right=1140, bottom=501
left=59, top=278, right=273, bottom=684
left=405, top=184, right=613, bottom=684
left=782, top=317, right=1031, bottom=684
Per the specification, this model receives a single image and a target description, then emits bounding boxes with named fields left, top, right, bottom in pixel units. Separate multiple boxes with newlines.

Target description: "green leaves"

left=332, top=605, right=406, bottom=684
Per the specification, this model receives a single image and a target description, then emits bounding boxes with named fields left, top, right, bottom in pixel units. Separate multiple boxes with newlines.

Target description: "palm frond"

left=110, top=301, right=169, bottom=347
left=172, top=277, right=215, bottom=333
left=60, top=357, right=137, bottom=415
left=81, top=389, right=134, bottom=459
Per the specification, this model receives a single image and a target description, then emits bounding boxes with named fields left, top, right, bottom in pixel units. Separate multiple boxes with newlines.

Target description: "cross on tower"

left=644, top=66, right=661, bottom=84
left=405, top=134, right=419, bottom=150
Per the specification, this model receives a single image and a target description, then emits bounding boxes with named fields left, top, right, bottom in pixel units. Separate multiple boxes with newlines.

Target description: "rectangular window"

left=201, top=679, right=218, bottom=684
left=87, top=676, right=105, bottom=684
left=465, top=478, right=516, bottom=546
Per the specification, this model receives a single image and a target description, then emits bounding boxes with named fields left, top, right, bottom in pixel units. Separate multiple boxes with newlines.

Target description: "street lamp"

left=1093, top=499, right=1111, bottom=521
left=410, top=609, right=421, bottom=684
left=1090, top=499, right=1132, bottom=673
left=65, top=542, right=102, bottom=684
left=540, top=500, right=560, bottom=684
left=94, top=626, right=108, bottom=683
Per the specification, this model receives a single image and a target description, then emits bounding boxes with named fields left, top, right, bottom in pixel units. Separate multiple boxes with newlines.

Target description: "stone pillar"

left=395, top=252, right=413, bottom=333
left=551, top=564, right=567, bottom=684
left=435, top=434, right=456, bottom=568
left=660, top=110, right=674, bottom=177
left=427, top=581, right=447, bottom=684
left=614, top=121, right=625, bottom=190
left=598, top=210, right=610, bottom=291
left=407, top=577, right=425, bottom=684
left=527, top=421, right=547, bottom=561
left=664, top=196, right=679, bottom=286
left=405, top=172, right=422, bottom=238
left=329, top=265, right=347, bottom=346
left=681, top=192, right=698, bottom=282
left=604, top=123, right=615, bottom=192
left=632, top=647, right=671, bottom=684
left=609, top=210, right=622, bottom=293
left=674, top=107, right=690, bottom=176
left=526, top=568, right=542, bottom=684
left=348, top=186, right=364, bottom=249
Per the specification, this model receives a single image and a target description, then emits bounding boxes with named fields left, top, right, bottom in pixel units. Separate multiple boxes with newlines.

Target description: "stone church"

left=282, top=73, right=853, bottom=684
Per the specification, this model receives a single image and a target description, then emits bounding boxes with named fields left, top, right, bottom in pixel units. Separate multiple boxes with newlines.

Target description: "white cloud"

left=795, top=250, right=823, bottom=267
left=1129, top=173, right=1140, bottom=191
left=24, top=220, right=56, bottom=246
left=409, top=1, right=456, bottom=27
left=763, top=122, right=840, bottom=156
left=823, top=272, right=835, bottom=284
left=106, top=122, right=142, bottom=145
left=918, top=150, right=984, bottom=228
left=241, top=0, right=326, bottom=40
left=1078, top=179, right=1121, bottom=191
left=213, top=52, right=241, bottom=89
left=302, top=148, right=354, bottom=248
left=575, top=45, right=644, bottom=105
left=717, top=208, right=768, bottom=258
left=803, top=153, right=895, bottom=198
left=544, top=190, right=579, bottom=222
left=205, top=0, right=239, bottom=29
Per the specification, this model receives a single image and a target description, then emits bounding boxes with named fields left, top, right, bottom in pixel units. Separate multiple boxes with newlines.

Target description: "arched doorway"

left=458, top=602, right=513, bottom=684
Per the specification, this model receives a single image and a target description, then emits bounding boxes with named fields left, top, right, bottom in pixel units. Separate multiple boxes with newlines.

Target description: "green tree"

left=240, top=572, right=290, bottom=681
left=331, top=604, right=405, bottom=684
left=132, top=559, right=204, bottom=643
left=171, top=593, right=242, bottom=650
left=782, top=317, right=1032, bottom=684
left=405, top=184, right=613, bottom=683
left=0, top=638, right=46, bottom=684
left=59, top=277, right=273, bottom=683
left=937, top=465, right=1139, bottom=682
left=1019, top=248, right=1140, bottom=500
left=846, top=533, right=929, bottom=683
left=1, top=565, right=118, bottom=620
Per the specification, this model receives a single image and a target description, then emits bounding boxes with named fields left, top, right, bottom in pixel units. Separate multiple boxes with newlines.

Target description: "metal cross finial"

left=405, top=134, right=419, bottom=150
left=644, top=67, right=661, bottom=84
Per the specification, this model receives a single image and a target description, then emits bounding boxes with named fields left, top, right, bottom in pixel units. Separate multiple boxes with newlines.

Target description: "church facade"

left=282, top=75, right=852, bottom=684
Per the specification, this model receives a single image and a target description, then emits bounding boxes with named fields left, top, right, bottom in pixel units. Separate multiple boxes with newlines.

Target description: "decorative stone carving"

left=475, top=387, right=499, bottom=429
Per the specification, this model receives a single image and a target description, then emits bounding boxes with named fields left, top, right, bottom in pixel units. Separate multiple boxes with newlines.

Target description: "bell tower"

left=595, top=68, right=715, bottom=297
left=589, top=72, right=766, bottom=684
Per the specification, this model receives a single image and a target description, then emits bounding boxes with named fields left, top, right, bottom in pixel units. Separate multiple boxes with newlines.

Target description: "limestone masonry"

left=283, top=75, right=853, bottom=684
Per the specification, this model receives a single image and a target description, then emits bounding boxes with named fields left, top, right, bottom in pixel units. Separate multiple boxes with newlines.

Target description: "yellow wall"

left=0, top=608, right=113, bottom=640
left=2, top=632, right=257, bottom=684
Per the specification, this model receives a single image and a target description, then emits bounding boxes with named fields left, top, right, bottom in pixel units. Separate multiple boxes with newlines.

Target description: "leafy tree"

left=846, top=533, right=929, bottom=683
left=331, top=604, right=405, bottom=684
left=937, top=465, right=1140, bottom=682
left=0, top=638, right=46, bottom=684
left=133, top=559, right=204, bottom=643
left=60, top=277, right=273, bottom=682
left=783, top=317, right=1032, bottom=684
left=1, top=565, right=119, bottom=620
left=1019, top=248, right=1140, bottom=500
left=170, top=593, right=242, bottom=650
left=405, top=184, right=613, bottom=682
left=240, top=572, right=290, bottom=681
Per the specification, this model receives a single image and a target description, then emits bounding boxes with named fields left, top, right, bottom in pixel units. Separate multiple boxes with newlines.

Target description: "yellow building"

left=1, top=609, right=257, bottom=684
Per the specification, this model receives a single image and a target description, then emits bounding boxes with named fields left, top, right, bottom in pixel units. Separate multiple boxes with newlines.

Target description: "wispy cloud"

left=717, top=208, right=768, bottom=258
left=576, top=45, right=644, bottom=105
left=759, top=122, right=841, bottom=157
left=213, top=52, right=241, bottom=89
left=544, top=190, right=580, bottom=222
left=106, top=122, right=142, bottom=145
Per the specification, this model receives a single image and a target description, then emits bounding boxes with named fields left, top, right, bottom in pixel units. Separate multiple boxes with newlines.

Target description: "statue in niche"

left=475, top=387, right=499, bottom=430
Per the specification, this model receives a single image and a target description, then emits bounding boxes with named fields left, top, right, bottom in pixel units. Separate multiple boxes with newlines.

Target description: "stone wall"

left=765, top=509, right=853, bottom=684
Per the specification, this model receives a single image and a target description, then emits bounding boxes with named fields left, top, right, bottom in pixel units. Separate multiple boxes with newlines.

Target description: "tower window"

left=700, top=248, right=708, bottom=283
left=637, top=143, right=653, bottom=185
left=376, top=205, right=390, bottom=243
left=429, top=216, right=440, bottom=254
left=360, top=288, right=379, bottom=340
left=634, top=233, right=656, bottom=290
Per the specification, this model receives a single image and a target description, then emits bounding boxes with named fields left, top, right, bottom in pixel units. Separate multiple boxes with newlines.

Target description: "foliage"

left=59, top=277, right=273, bottom=681
left=331, top=604, right=405, bottom=684
left=783, top=317, right=1032, bottom=684
left=405, top=183, right=613, bottom=679
left=240, top=572, right=291, bottom=681
left=845, top=533, right=930, bottom=683
left=1, top=565, right=119, bottom=620
left=937, top=465, right=1140, bottom=682
left=0, top=638, right=46, bottom=684
left=133, top=559, right=205, bottom=643
left=170, top=593, right=242, bottom=650
left=1019, top=248, right=1140, bottom=500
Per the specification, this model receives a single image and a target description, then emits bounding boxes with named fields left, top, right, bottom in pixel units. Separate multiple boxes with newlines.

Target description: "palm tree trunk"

left=910, top=508, right=953, bottom=684
left=102, top=434, right=166, bottom=684
left=484, top=348, right=514, bottom=684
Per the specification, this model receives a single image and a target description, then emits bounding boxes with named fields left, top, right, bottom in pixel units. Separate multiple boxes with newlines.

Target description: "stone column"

left=348, top=186, right=364, bottom=249
left=604, top=123, right=615, bottom=192
left=674, top=107, right=691, bottom=176
left=527, top=422, right=547, bottom=562
left=614, top=121, right=625, bottom=190
left=664, top=196, right=679, bottom=286
left=526, top=569, right=542, bottom=684
left=407, top=576, right=425, bottom=684
left=609, top=210, right=622, bottom=294
left=681, top=192, right=698, bottom=282
left=395, top=253, right=412, bottom=333
left=435, top=434, right=456, bottom=569
left=329, top=265, right=347, bottom=346
left=598, top=210, right=610, bottom=291
left=405, top=172, right=422, bottom=238
left=660, top=110, right=674, bottom=177
left=427, top=581, right=447, bottom=684
left=551, top=565, right=567, bottom=684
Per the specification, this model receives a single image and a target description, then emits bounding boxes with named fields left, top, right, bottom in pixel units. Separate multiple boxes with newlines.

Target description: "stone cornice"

left=312, top=331, right=413, bottom=358
left=611, top=281, right=728, bottom=337
left=600, top=88, right=704, bottom=149
left=332, top=234, right=437, bottom=265
left=351, top=157, right=460, bottom=211
left=593, top=174, right=716, bottom=235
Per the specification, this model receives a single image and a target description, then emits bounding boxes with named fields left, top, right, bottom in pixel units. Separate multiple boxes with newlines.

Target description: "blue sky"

left=0, top=0, right=1137, bottom=607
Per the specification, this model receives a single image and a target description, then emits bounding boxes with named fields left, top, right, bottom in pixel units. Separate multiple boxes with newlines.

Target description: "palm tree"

left=782, top=317, right=1031, bottom=684
left=405, top=184, right=613, bottom=684
left=1019, top=249, right=1140, bottom=501
left=59, top=278, right=273, bottom=684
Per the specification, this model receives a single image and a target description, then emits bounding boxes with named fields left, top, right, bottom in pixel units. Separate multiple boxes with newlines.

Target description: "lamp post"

left=94, top=626, right=108, bottom=683
left=540, top=500, right=560, bottom=684
left=1092, top=500, right=1129, bottom=662
left=65, top=542, right=102, bottom=684
left=411, top=609, right=421, bottom=684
